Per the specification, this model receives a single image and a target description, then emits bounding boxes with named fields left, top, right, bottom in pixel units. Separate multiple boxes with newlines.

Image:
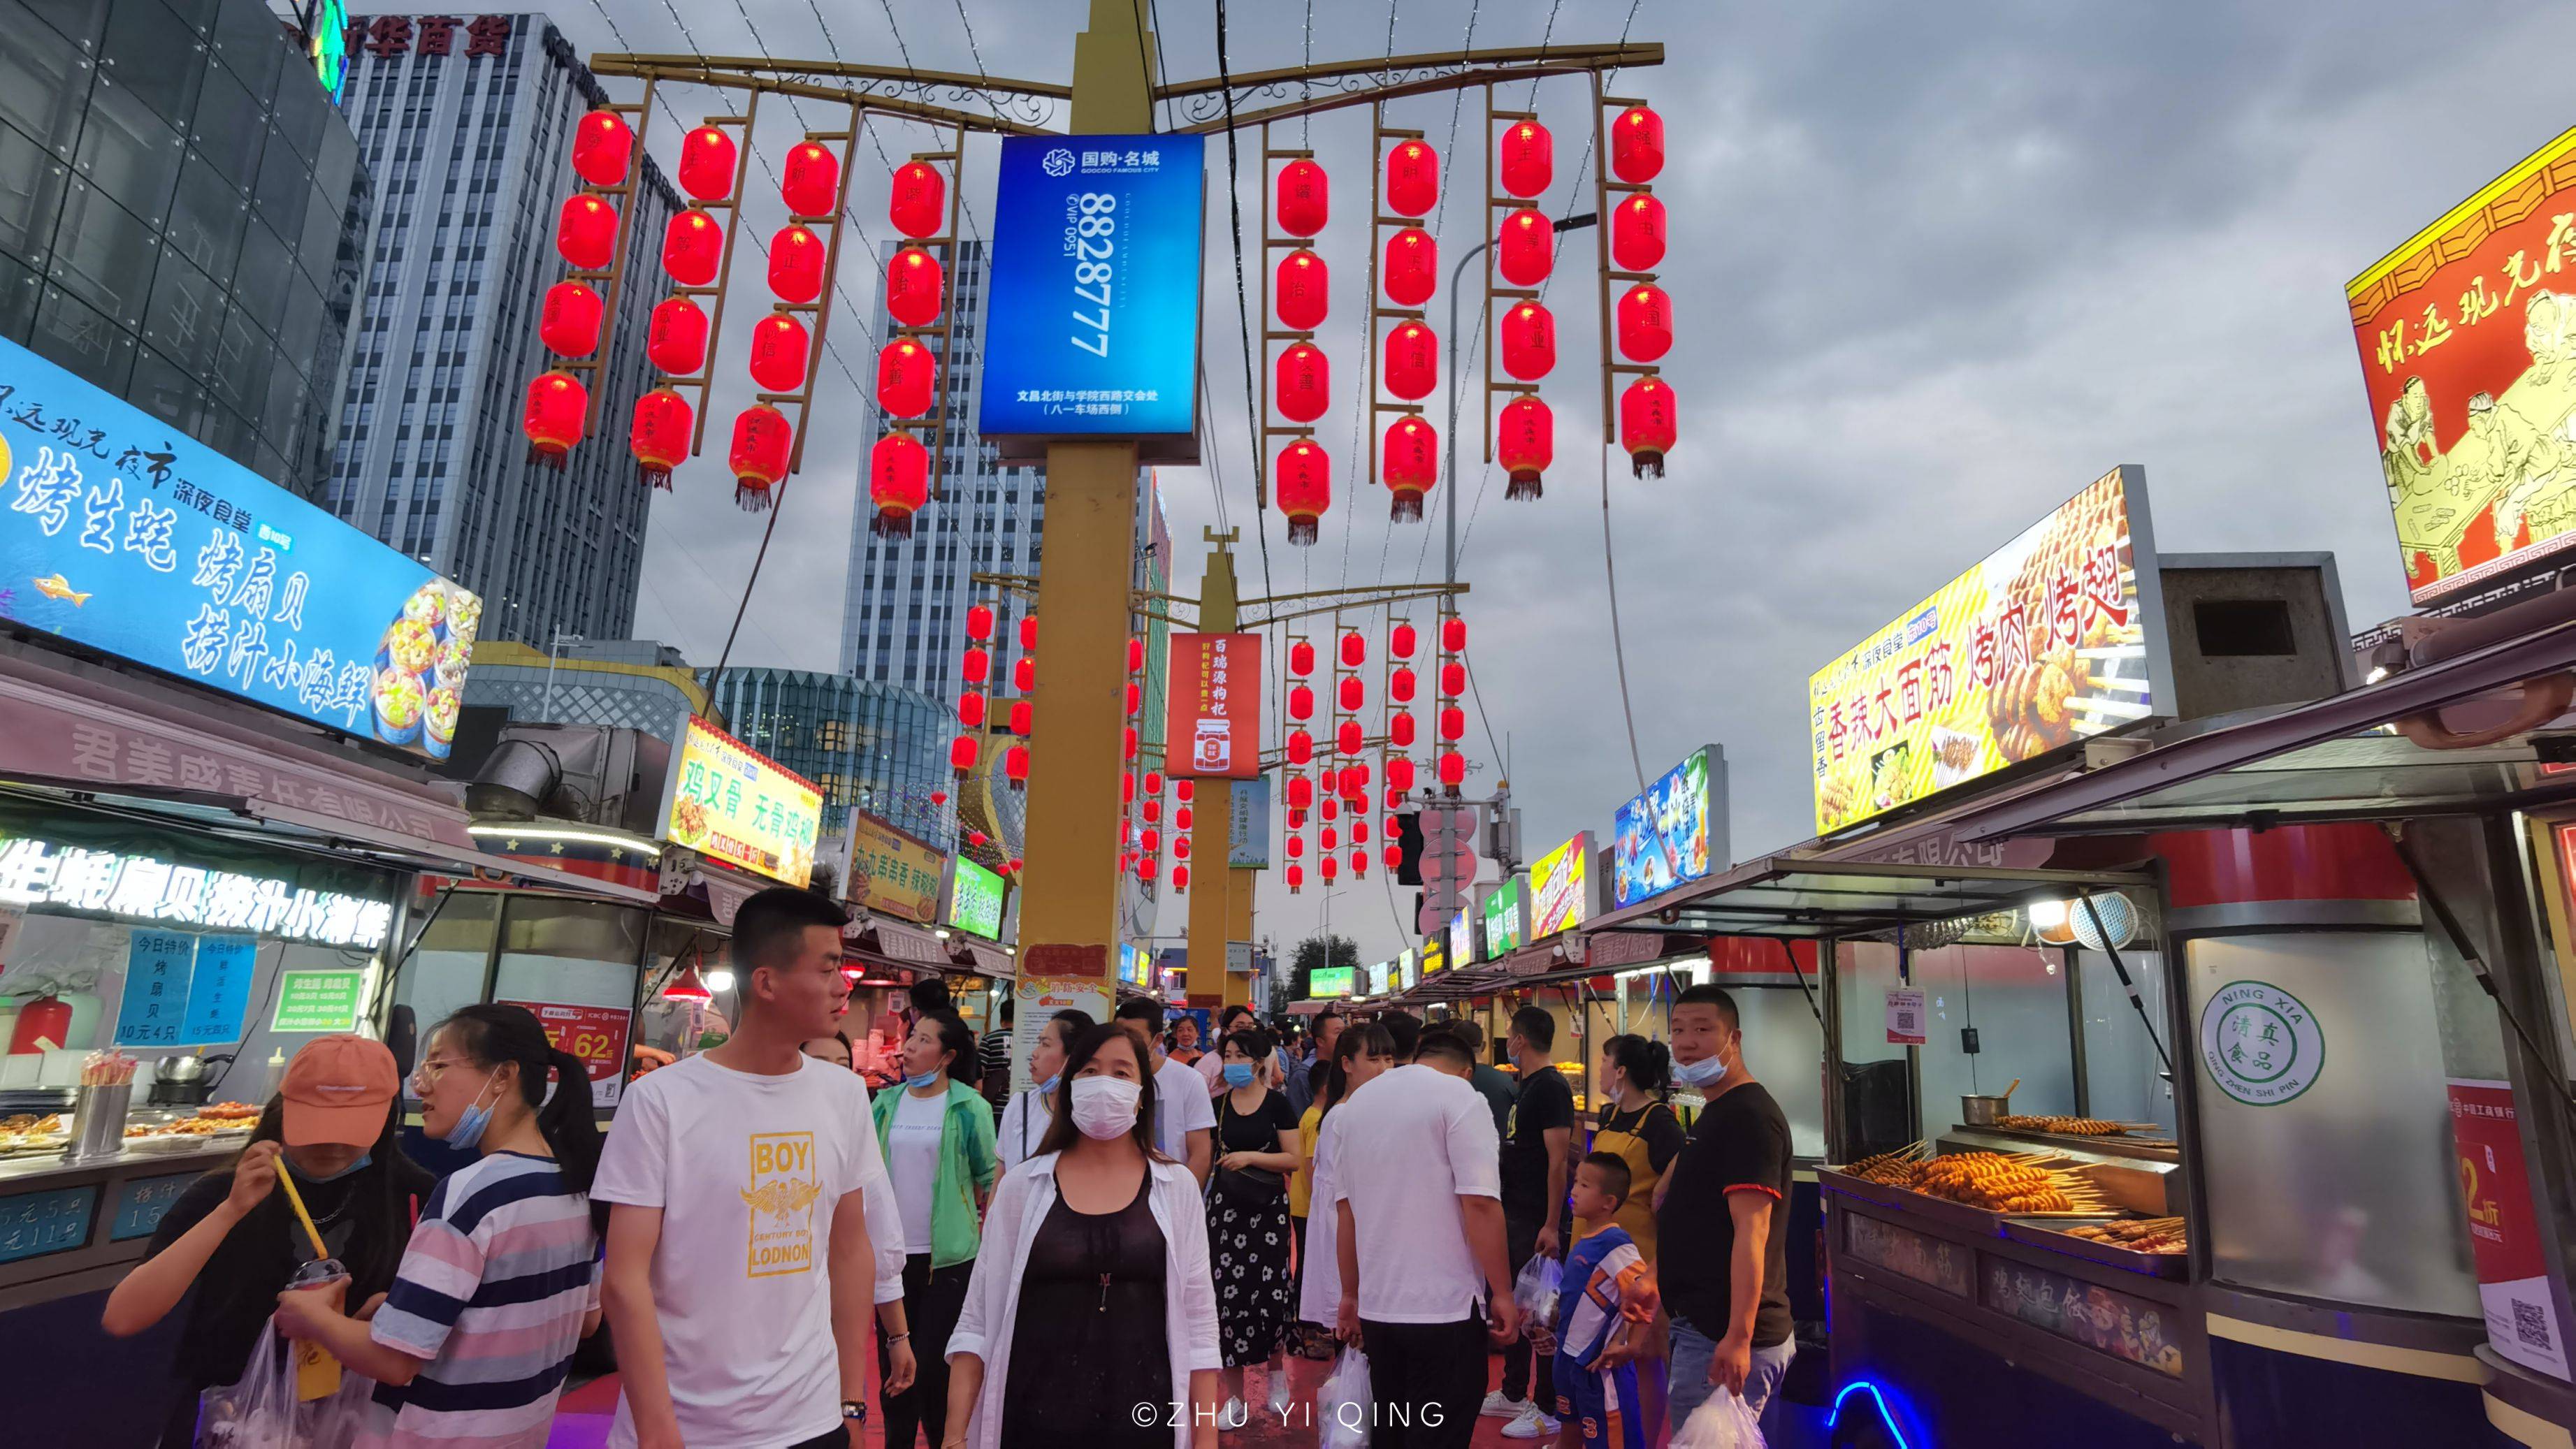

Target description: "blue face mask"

left=906, top=1070, right=944, bottom=1091
left=1222, top=1062, right=1256, bottom=1088
left=1036, top=1074, right=1061, bottom=1097
left=442, top=1069, right=504, bottom=1151
left=288, top=1151, right=372, bottom=1183
left=1672, top=1053, right=1728, bottom=1089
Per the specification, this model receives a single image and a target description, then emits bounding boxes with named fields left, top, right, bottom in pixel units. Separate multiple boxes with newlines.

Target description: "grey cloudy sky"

left=563, top=0, right=2574, bottom=966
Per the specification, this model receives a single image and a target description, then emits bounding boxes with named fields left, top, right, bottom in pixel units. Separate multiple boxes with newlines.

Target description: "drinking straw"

left=273, top=1157, right=330, bottom=1260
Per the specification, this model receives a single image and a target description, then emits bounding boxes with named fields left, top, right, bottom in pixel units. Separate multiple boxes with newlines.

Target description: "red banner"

left=499, top=999, right=634, bottom=1108
left=1164, top=633, right=1261, bottom=779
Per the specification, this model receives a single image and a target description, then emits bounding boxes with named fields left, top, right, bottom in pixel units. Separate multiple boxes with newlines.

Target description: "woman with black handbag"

left=1205, top=1026, right=1303, bottom=1428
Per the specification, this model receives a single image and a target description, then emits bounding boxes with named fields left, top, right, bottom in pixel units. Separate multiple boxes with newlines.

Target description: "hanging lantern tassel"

left=1621, top=377, right=1679, bottom=480
left=629, top=386, right=691, bottom=491
left=1382, top=416, right=1438, bottom=522
left=1275, top=438, right=1331, bottom=546
left=1497, top=395, right=1554, bottom=502
left=728, top=404, right=793, bottom=511
left=870, top=432, right=930, bottom=537
left=523, top=371, right=586, bottom=469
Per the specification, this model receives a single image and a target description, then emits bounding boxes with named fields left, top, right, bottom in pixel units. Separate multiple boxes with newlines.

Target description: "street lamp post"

left=540, top=630, right=585, bottom=720
left=1442, top=212, right=1595, bottom=588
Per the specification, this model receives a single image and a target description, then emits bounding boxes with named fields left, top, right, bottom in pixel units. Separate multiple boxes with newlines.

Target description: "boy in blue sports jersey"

left=1538, top=1153, right=1660, bottom=1449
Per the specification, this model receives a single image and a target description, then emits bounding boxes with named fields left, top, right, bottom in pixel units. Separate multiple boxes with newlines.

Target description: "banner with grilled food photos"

left=1809, top=467, right=2171, bottom=834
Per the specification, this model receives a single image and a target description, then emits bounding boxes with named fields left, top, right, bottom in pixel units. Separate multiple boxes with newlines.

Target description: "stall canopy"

left=1585, top=856, right=2157, bottom=941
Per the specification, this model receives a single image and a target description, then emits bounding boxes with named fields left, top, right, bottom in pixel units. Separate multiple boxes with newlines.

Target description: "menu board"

left=271, top=967, right=364, bottom=1033
left=0, top=1184, right=96, bottom=1263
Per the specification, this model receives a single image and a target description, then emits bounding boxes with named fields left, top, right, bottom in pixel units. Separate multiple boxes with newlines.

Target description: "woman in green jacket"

left=874, top=1007, right=1000, bottom=1448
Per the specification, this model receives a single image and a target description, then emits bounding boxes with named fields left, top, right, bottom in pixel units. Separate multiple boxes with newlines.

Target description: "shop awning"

left=952, top=940, right=1013, bottom=978
left=867, top=918, right=951, bottom=968
left=1584, top=854, right=2156, bottom=942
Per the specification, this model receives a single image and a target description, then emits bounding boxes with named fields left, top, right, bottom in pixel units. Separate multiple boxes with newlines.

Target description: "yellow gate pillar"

left=1185, top=532, right=1238, bottom=1007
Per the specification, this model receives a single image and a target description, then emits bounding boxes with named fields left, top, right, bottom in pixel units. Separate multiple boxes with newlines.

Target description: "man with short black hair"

left=1382, top=1010, right=1424, bottom=1062
left=1486, top=1005, right=1572, bottom=1438
left=1658, top=985, right=1795, bottom=1425
left=1451, top=1018, right=1517, bottom=1139
left=1115, top=997, right=1216, bottom=1183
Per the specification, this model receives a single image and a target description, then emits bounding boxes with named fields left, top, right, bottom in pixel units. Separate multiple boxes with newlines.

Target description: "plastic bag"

left=1670, top=1390, right=1766, bottom=1449
left=196, top=1318, right=375, bottom=1448
left=1513, top=1252, right=1563, bottom=1325
left=1316, top=1346, right=1372, bottom=1449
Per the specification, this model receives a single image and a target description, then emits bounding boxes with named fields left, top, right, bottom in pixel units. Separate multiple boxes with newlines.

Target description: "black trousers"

left=1358, top=1313, right=1489, bottom=1449
left=876, top=1251, right=974, bottom=1448
left=1499, top=1214, right=1555, bottom=1408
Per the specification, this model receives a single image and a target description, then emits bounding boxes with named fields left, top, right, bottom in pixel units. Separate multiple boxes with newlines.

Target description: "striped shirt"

left=364, top=1151, right=600, bottom=1448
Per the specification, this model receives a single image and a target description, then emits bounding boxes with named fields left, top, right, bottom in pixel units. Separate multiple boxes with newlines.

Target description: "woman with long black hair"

left=874, top=1007, right=1000, bottom=1448
left=1574, top=1033, right=1684, bottom=1262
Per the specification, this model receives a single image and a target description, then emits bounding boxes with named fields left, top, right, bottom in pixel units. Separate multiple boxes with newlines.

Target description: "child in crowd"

left=1543, top=1153, right=1660, bottom=1449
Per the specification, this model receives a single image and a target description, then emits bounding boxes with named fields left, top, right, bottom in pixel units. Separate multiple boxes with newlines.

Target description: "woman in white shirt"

left=943, top=1024, right=1222, bottom=1449
left=994, top=1008, right=1094, bottom=1172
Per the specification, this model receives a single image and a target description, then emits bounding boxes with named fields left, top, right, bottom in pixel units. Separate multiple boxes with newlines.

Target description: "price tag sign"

left=110, top=1172, right=198, bottom=1242
left=272, top=968, right=365, bottom=1033
left=1886, top=987, right=1928, bottom=1046
left=179, top=935, right=258, bottom=1044
left=0, top=1184, right=98, bottom=1263
left=115, top=931, right=198, bottom=1048
left=498, top=1000, right=632, bottom=1107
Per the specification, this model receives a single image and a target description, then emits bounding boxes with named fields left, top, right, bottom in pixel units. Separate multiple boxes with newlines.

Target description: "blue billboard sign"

left=0, top=335, right=482, bottom=760
left=979, top=134, right=1203, bottom=453
left=1613, top=745, right=1728, bottom=911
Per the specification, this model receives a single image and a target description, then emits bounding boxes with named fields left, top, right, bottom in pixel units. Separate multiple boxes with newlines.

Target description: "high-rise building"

left=0, top=0, right=370, bottom=497
left=324, top=13, right=675, bottom=648
left=700, top=666, right=952, bottom=847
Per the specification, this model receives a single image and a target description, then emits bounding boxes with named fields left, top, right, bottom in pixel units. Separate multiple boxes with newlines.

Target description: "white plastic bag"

left=1513, top=1251, right=1563, bottom=1325
left=1670, top=1389, right=1767, bottom=1449
left=195, top=1318, right=374, bottom=1448
left=1316, top=1346, right=1372, bottom=1449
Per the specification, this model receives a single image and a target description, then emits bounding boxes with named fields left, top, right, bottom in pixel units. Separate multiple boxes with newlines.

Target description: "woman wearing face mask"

left=1293, top=1024, right=1396, bottom=1352
left=1575, top=1035, right=1684, bottom=1262
left=1203, top=1027, right=1302, bottom=1426
left=996, top=1009, right=1094, bottom=1172
left=943, top=1024, right=1222, bottom=1449
left=270, top=1003, right=603, bottom=1446
left=874, top=1007, right=1001, bottom=1448
left=103, top=1034, right=433, bottom=1448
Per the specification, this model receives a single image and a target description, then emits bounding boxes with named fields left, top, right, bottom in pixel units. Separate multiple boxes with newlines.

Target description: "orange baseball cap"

left=279, top=1035, right=400, bottom=1147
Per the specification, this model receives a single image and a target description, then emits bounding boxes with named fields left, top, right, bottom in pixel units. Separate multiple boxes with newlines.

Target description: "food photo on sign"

left=1613, top=745, right=1726, bottom=910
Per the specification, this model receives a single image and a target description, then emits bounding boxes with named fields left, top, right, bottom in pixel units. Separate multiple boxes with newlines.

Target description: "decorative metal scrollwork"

left=1171, top=61, right=1479, bottom=125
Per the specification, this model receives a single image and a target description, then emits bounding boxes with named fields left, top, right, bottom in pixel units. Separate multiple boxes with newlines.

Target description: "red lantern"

left=1275, top=248, right=1329, bottom=330
left=966, top=603, right=994, bottom=640
left=930, top=788, right=949, bottom=806
left=1138, top=827, right=1161, bottom=855
left=1013, top=656, right=1036, bottom=693
left=949, top=734, right=979, bottom=777
left=1275, top=159, right=1328, bottom=237
left=1613, top=105, right=1666, bottom=184
left=571, top=109, right=633, bottom=188
left=1287, top=863, right=1305, bottom=893
left=961, top=692, right=993, bottom=729
left=1125, top=680, right=1141, bottom=716
left=1173, top=836, right=1191, bottom=861
left=678, top=126, right=738, bottom=201
left=1320, top=856, right=1338, bottom=883
left=1122, top=771, right=1136, bottom=803
left=1010, top=700, right=1033, bottom=737
left=1350, top=850, right=1368, bottom=880
left=1383, top=321, right=1437, bottom=401
left=1276, top=439, right=1331, bottom=546
left=555, top=194, right=618, bottom=270
left=1142, top=798, right=1161, bottom=825
left=1289, top=639, right=1317, bottom=676
left=1008, top=859, right=1024, bottom=875
left=888, top=247, right=944, bottom=327
left=1382, top=416, right=1438, bottom=521
left=869, top=431, right=929, bottom=537
left=1174, top=864, right=1192, bottom=892
left=629, top=387, right=690, bottom=490
left=1385, top=139, right=1438, bottom=217
left=1338, top=676, right=1366, bottom=712
left=1287, top=776, right=1315, bottom=810
left=1439, top=705, right=1466, bottom=742
left=1438, top=750, right=1466, bottom=787
left=1384, top=843, right=1403, bottom=871
left=1616, top=283, right=1672, bottom=363
left=1497, top=207, right=1552, bottom=286
left=728, top=405, right=792, bottom=511
left=1020, top=616, right=1039, bottom=650
left=1387, top=755, right=1416, bottom=791
left=1442, top=617, right=1468, bottom=653
left=1621, top=377, right=1678, bottom=479
left=747, top=313, right=811, bottom=393
left=1613, top=192, right=1667, bottom=272
left=538, top=281, right=604, bottom=359
left=1321, top=825, right=1339, bottom=850
left=1175, top=806, right=1194, bottom=831
left=1343, top=762, right=1371, bottom=796
left=968, top=830, right=988, bottom=848
left=1500, top=119, right=1553, bottom=198
left=1144, top=770, right=1164, bottom=794
left=1440, top=660, right=1467, bottom=698
left=876, top=338, right=934, bottom=417
left=1383, top=227, right=1438, bottom=307
left=1497, top=395, right=1554, bottom=501
left=1390, top=667, right=1417, bottom=703
left=1319, top=797, right=1336, bottom=822
left=1352, top=819, right=1370, bottom=846
left=1340, top=631, right=1367, bottom=668
left=1128, top=636, right=1146, bottom=672
left=522, top=371, right=586, bottom=468
left=962, top=646, right=990, bottom=683
left=1337, top=719, right=1364, bottom=757
left=1498, top=301, right=1556, bottom=381
left=1176, top=779, right=1193, bottom=803
left=768, top=224, right=826, bottom=303
left=1287, top=728, right=1313, bottom=765
left=1288, top=683, right=1315, bottom=720
left=1123, top=725, right=1138, bottom=762
left=1389, top=710, right=1417, bottom=748
left=1389, top=622, right=1417, bottom=659
left=647, top=295, right=709, bottom=377
left=781, top=140, right=842, bottom=219
left=1274, top=342, right=1330, bottom=423
left=890, top=160, right=946, bottom=238
left=662, top=208, right=723, bottom=286
left=1285, top=833, right=1305, bottom=859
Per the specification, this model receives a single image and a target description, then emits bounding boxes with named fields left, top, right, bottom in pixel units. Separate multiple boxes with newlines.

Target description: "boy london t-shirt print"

left=744, top=1131, right=826, bottom=1276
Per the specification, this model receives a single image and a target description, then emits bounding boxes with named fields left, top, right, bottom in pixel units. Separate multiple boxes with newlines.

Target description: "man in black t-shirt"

left=1482, top=1005, right=1573, bottom=1436
left=1656, top=984, right=1797, bottom=1427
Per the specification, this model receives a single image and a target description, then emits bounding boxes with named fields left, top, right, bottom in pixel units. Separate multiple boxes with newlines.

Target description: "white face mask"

left=1069, top=1075, right=1143, bottom=1139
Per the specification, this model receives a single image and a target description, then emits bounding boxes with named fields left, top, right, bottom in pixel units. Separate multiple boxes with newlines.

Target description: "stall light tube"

left=2027, top=898, right=2069, bottom=930
left=1825, top=1379, right=1918, bottom=1448
left=703, top=969, right=737, bottom=993
left=466, top=823, right=661, bottom=853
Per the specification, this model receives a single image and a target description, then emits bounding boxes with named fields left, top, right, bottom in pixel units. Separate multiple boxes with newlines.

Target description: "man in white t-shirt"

left=1117, top=997, right=1215, bottom=1184
left=1329, top=1027, right=1519, bottom=1449
left=596, top=888, right=916, bottom=1449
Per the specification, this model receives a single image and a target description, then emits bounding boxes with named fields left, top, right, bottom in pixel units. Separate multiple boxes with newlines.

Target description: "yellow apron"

left=1572, top=1102, right=1674, bottom=1262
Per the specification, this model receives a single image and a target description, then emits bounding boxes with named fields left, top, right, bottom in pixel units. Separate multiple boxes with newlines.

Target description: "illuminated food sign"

left=1614, top=746, right=1727, bottom=910
left=846, top=813, right=943, bottom=924
left=1308, top=965, right=1353, bottom=998
left=1164, top=633, right=1262, bottom=779
left=1482, top=878, right=1527, bottom=958
left=1529, top=831, right=1595, bottom=938
left=661, top=715, right=823, bottom=887
left=1808, top=468, right=2168, bottom=834
left=0, top=834, right=390, bottom=949
left=948, top=857, right=1006, bottom=940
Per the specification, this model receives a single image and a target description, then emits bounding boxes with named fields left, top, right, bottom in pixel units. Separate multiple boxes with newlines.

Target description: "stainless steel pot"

left=1960, top=1093, right=2012, bottom=1126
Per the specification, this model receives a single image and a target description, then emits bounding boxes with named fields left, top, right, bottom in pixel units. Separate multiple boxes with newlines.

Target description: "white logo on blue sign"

left=1041, top=147, right=1076, bottom=177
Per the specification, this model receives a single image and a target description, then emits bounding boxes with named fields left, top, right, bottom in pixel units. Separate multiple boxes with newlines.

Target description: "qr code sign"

left=2516, top=1299, right=2554, bottom=1349
left=1895, top=1007, right=1919, bottom=1031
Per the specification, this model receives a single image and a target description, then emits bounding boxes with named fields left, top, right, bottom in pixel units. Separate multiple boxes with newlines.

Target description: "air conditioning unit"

left=467, top=724, right=670, bottom=836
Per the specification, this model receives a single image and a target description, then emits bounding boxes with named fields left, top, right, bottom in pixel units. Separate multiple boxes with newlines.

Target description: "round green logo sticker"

left=2199, top=980, right=2324, bottom=1106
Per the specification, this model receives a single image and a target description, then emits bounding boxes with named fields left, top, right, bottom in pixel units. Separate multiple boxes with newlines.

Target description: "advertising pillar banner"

left=2448, top=1077, right=2570, bottom=1379
left=1013, top=976, right=1113, bottom=1091
left=1227, top=778, right=1271, bottom=868
left=1164, top=633, right=1261, bottom=779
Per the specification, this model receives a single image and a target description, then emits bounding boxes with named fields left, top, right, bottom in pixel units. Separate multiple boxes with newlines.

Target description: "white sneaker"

left=1481, top=1390, right=1533, bottom=1419
left=1267, top=1371, right=1292, bottom=1418
left=1220, top=1396, right=1249, bottom=1431
left=1501, top=1406, right=1561, bottom=1440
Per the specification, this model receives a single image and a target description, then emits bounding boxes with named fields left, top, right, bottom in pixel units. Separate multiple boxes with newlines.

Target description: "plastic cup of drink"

left=287, top=1257, right=349, bottom=1400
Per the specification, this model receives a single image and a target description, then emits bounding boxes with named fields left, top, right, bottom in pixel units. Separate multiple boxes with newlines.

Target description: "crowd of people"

left=106, top=884, right=1797, bottom=1449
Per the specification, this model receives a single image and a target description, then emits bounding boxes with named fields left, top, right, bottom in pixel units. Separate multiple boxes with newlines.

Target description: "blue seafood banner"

left=0, top=335, right=480, bottom=760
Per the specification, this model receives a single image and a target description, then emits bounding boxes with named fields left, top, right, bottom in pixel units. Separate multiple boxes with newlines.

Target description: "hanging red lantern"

left=1286, top=863, right=1305, bottom=893
left=1287, top=776, right=1315, bottom=810
left=930, top=788, right=949, bottom=806
left=1499, top=119, right=1553, bottom=198
left=781, top=140, right=842, bottom=218
left=1125, top=680, right=1142, bottom=716
left=522, top=371, right=586, bottom=468
left=1616, top=283, right=1672, bottom=363
left=869, top=431, right=929, bottom=537
left=1285, top=833, right=1306, bottom=859
left=1439, top=705, right=1466, bottom=743
left=1128, top=636, right=1146, bottom=673
left=1275, top=159, right=1328, bottom=237
left=1387, top=622, right=1417, bottom=660
left=1141, top=826, right=1162, bottom=854
left=966, top=603, right=994, bottom=641
left=661, top=208, right=723, bottom=286
left=888, top=247, right=944, bottom=327
left=1274, top=342, right=1330, bottom=423
left=1339, top=631, right=1367, bottom=668
left=747, top=312, right=811, bottom=393
left=1352, top=819, right=1370, bottom=846
left=1338, top=676, right=1366, bottom=712
left=1009, top=698, right=1032, bottom=735
left=1497, top=395, right=1554, bottom=502
left=539, top=281, right=605, bottom=358
left=1175, top=779, right=1193, bottom=803
left=890, top=160, right=946, bottom=238
left=1020, top=616, right=1039, bottom=650
left=1440, top=660, right=1467, bottom=697
left=1612, top=192, right=1667, bottom=272
left=1008, top=858, right=1024, bottom=875
left=1382, top=321, right=1437, bottom=400
left=1321, top=825, right=1339, bottom=850
left=1382, top=416, right=1438, bottom=520
left=728, top=405, right=792, bottom=511
left=876, top=338, right=935, bottom=417
left=1384, top=843, right=1403, bottom=871
left=1387, top=755, right=1416, bottom=791
left=962, top=646, right=990, bottom=683
left=1320, top=856, right=1338, bottom=883
left=1289, top=807, right=1308, bottom=829
left=1389, top=666, right=1417, bottom=703
left=1497, top=207, right=1553, bottom=287
left=1289, top=639, right=1317, bottom=676
left=768, top=224, right=827, bottom=303
left=1319, top=796, right=1337, bottom=822
left=1173, top=863, right=1190, bottom=892
left=958, top=691, right=986, bottom=728
left=1383, top=814, right=1400, bottom=837
left=1337, top=719, right=1364, bottom=756
left=1143, top=769, right=1164, bottom=795
left=1350, top=850, right=1368, bottom=880
left=1275, top=248, right=1329, bottom=330
left=1389, top=710, right=1417, bottom=748
left=1173, top=836, right=1191, bottom=861
left=1438, top=750, right=1466, bottom=788
left=1385, top=138, right=1439, bottom=217
left=1287, top=728, right=1313, bottom=765
left=1142, top=798, right=1161, bottom=825
left=555, top=194, right=618, bottom=270
left=1276, top=439, right=1331, bottom=546
left=1442, top=617, right=1468, bottom=653
left=1288, top=683, right=1315, bottom=720
left=1123, top=725, right=1138, bottom=762
left=1498, top=301, right=1556, bottom=381
left=1175, top=805, right=1194, bottom=831
left=678, top=125, right=738, bottom=201
left=1013, top=656, right=1036, bottom=693
left=1122, top=771, right=1136, bottom=802
left=1612, top=104, right=1666, bottom=184
left=647, top=295, right=709, bottom=376
left=1621, top=377, right=1677, bottom=479
left=1004, top=745, right=1029, bottom=789
left=1343, top=762, right=1372, bottom=797
left=570, top=109, right=634, bottom=187
left=1382, top=227, right=1438, bottom=307
left=949, top=734, right=978, bottom=777
left=629, top=387, right=690, bottom=490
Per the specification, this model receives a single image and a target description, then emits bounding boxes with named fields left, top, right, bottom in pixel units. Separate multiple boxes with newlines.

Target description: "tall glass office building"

left=0, top=0, right=369, bottom=497
left=700, top=666, right=953, bottom=848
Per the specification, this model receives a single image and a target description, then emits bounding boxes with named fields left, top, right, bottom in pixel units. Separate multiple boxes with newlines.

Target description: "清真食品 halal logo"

left=1041, top=147, right=1076, bottom=178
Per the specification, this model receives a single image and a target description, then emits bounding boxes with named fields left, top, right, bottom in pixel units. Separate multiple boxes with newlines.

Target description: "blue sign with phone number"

left=978, top=135, right=1204, bottom=440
